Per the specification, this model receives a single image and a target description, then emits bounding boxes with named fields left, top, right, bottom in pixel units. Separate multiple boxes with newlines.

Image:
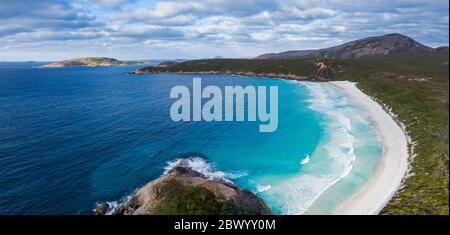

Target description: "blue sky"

left=0, top=0, right=448, bottom=61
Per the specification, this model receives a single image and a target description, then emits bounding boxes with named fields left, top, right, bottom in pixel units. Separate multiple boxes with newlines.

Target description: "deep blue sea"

left=0, top=63, right=382, bottom=214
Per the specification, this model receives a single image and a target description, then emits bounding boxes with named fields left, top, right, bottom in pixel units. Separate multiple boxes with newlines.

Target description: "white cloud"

left=90, top=0, right=134, bottom=8
left=332, top=25, right=347, bottom=33
left=0, top=0, right=448, bottom=60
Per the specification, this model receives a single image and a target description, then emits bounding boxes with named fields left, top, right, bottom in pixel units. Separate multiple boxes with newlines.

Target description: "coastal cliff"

left=95, top=166, right=272, bottom=215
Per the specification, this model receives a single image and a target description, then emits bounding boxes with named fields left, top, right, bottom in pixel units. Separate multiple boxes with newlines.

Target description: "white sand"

left=329, top=81, right=409, bottom=215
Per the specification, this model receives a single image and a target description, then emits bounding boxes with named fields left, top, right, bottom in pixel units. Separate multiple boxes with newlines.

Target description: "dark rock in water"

left=114, top=204, right=135, bottom=215
left=310, top=62, right=335, bottom=81
left=95, top=202, right=109, bottom=215
left=97, top=166, right=272, bottom=215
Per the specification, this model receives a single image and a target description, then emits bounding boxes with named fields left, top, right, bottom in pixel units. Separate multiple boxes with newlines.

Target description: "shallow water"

left=0, top=63, right=381, bottom=214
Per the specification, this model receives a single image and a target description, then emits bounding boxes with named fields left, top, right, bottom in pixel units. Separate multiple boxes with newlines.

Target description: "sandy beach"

left=329, top=81, right=409, bottom=215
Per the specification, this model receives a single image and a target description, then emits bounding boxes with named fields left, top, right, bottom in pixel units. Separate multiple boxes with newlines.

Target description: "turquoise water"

left=0, top=64, right=382, bottom=214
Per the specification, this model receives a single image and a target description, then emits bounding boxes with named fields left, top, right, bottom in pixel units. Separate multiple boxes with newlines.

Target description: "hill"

left=43, top=57, right=149, bottom=67
left=256, top=34, right=434, bottom=59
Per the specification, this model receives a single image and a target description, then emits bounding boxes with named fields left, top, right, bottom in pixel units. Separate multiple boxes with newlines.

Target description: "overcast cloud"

left=0, top=0, right=448, bottom=60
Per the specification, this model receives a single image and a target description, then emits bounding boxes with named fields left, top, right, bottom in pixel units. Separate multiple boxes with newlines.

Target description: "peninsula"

left=43, top=57, right=149, bottom=67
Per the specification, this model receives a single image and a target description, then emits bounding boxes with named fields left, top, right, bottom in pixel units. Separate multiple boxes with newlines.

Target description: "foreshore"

left=329, top=81, right=409, bottom=215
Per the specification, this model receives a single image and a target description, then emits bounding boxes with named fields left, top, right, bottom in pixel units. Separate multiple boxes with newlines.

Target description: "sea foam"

left=164, top=156, right=248, bottom=184
left=97, top=156, right=248, bottom=214
left=300, top=154, right=310, bottom=165
left=267, top=82, right=357, bottom=214
left=256, top=185, right=272, bottom=193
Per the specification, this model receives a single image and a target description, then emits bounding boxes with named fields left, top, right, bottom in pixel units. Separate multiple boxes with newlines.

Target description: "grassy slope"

left=153, top=179, right=270, bottom=215
left=143, top=50, right=449, bottom=214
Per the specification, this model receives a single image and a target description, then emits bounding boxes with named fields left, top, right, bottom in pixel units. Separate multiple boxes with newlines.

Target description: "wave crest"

left=164, top=156, right=248, bottom=183
left=256, top=184, right=272, bottom=193
left=273, top=82, right=358, bottom=214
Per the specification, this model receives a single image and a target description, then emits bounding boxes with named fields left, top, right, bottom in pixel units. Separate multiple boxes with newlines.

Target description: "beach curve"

left=329, top=81, right=409, bottom=215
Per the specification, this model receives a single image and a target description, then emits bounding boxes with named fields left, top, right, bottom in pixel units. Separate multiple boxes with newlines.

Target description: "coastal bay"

left=1, top=0, right=448, bottom=218
left=0, top=65, right=386, bottom=214
left=138, top=43, right=448, bottom=214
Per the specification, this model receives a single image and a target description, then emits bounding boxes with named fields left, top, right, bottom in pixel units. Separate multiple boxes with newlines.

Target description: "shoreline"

left=130, top=70, right=310, bottom=81
left=329, top=81, right=409, bottom=215
left=131, top=71, right=410, bottom=214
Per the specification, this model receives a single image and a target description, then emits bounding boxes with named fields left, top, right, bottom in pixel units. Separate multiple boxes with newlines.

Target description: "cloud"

left=107, top=24, right=185, bottom=40
left=0, top=0, right=448, bottom=60
left=0, top=0, right=100, bottom=34
left=90, top=0, right=135, bottom=8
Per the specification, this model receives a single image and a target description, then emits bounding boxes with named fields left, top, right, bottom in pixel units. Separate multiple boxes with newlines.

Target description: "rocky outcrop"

left=95, top=202, right=109, bottom=215
left=256, top=33, right=434, bottom=59
left=95, top=167, right=272, bottom=215
left=310, top=62, right=335, bottom=81
left=43, top=57, right=149, bottom=67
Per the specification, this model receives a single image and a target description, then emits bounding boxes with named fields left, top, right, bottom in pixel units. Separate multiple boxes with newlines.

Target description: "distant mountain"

left=256, top=34, right=435, bottom=59
left=43, top=57, right=149, bottom=67
left=156, top=60, right=179, bottom=67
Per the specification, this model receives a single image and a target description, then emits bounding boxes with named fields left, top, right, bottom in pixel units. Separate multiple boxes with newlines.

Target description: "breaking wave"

left=256, top=185, right=272, bottom=193
left=272, top=82, right=357, bottom=214
left=164, top=156, right=248, bottom=184
left=300, top=154, right=310, bottom=165
left=306, top=82, right=356, bottom=179
left=94, top=193, right=134, bottom=215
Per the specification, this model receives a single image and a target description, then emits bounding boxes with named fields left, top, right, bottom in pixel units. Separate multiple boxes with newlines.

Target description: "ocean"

left=0, top=63, right=382, bottom=214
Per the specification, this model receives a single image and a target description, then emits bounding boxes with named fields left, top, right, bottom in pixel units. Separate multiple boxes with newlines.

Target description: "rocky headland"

left=95, top=166, right=272, bottom=215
